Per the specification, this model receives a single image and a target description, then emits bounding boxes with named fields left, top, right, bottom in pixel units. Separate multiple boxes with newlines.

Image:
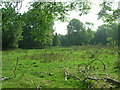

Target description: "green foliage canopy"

left=2, top=3, right=24, bottom=49
left=98, top=1, right=120, bottom=23
left=19, top=1, right=91, bottom=48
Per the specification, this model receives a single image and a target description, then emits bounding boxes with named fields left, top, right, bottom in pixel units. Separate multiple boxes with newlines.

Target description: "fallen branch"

left=83, top=76, right=104, bottom=82
left=85, top=59, right=106, bottom=71
left=64, top=67, right=69, bottom=81
left=104, top=77, right=120, bottom=87
left=0, top=77, right=12, bottom=81
left=63, top=59, right=120, bottom=88
left=37, top=82, right=40, bottom=90
left=64, top=67, right=81, bottom=81
left=68, top=74, right=81, bottom=80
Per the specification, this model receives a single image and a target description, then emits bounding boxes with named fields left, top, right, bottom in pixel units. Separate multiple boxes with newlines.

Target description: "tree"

left=66, top=19, right=87, bottom=46
left=2, top=2, right=24, bottom=49
left=19, top=7, right=54, bottom=48
left=2, top=1, right=91, bottom=49
left=106, top=23, right=118, bottom=45
left=94, top=24, right=109, bottom=45
left=19, top=1, right=91, bottom=48
left=93, top=23, right=118, bottom=45
left=58, top=34, right=70, bottom=46
left=60, top=20, right=95, bottom=46
left=86, top=28, right=94, bottom=44
left=85, top=22, right=94, bottom=45
left=67, top=19, right=85, bottom=34
left=53, top=33, right=60, bottom=46
left=98, top=1, right=119, bottom=45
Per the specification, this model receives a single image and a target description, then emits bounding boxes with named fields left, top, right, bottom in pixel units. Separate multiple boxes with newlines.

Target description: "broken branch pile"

left=64, top=59, right=120, bottom=88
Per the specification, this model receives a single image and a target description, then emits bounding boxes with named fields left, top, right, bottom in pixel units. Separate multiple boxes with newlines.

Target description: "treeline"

left=59, top=19, right=118, bottom=46
left=2, top=2, right=91, bottom=50
left=2, top=2, right=119, bottom=50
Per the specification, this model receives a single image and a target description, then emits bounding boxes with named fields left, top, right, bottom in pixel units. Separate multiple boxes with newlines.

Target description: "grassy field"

left=2, top=46, right=119, bottom=88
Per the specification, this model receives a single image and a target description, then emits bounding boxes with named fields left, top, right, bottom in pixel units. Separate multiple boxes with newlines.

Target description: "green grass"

left=2, top=46, right=119, bottom=88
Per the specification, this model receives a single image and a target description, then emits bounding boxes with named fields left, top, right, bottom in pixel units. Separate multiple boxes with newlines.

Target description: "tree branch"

left=85, top=59, right=106, bottom=71
left=104, top=77, right=120, bottom=87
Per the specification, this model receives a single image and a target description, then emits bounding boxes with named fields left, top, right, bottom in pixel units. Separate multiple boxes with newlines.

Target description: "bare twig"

left=85, top=59, right=106, bottom=71
left=3, top=1, right=24, bottom=24
left=13, top=57, right=19, bottom=78
left=64, top=67, right=68, bottom=81
left=68, top=74, right=81, bottom=80
left=16, top=0, right=24, bottom=14
left=19, top=64, right=31, bottom=78
left=64, top=67, right=81, bottom=81
left=37, top=82, right=40, bottom=90
left=1, top=57, right=19, bottom=81
left=0, top=77, right=12, bottom=81
left=83, top=76, right=104, bottom=82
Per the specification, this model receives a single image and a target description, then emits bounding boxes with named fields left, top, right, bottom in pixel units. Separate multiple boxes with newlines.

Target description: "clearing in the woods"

left=2, top=46, right=119, bottom=88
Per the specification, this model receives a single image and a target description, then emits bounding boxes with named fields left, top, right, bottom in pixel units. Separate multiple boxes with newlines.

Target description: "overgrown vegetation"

left=2, top=46, right=119, bottom=88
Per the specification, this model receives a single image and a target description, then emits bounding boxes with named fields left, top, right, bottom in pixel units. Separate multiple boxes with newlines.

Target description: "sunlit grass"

left=2, top=46, right=119, bottom=88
